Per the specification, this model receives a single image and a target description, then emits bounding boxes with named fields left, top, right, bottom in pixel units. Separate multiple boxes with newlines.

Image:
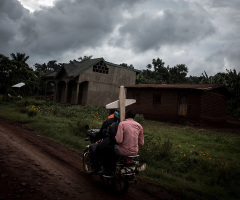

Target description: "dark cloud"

left=0, top=0, right=239, bottom=75
left=0, top=0, right=28, bottom=53
left=2, top=0, right=142, bottom=57
left=114, top=3, right=215, bottom=52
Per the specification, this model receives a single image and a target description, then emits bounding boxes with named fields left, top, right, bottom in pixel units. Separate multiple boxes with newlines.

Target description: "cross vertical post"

left=119, top=86, right=126, bottom=121
left=105, top=85, right=136, bottom=122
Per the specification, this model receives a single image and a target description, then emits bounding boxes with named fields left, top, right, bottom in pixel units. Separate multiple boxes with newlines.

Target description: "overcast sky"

left=1, top=0, right=239, bottom=76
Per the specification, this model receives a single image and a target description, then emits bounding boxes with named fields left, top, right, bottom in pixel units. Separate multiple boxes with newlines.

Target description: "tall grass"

left=0, top=97, right=239, bottom=200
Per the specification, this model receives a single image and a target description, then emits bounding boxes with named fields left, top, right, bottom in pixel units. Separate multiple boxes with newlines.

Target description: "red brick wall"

left=127, top=88, right=179, bottom=120
left=126, top=88, right=227, bottom=122
left=200, top=89, right=227, bottom=121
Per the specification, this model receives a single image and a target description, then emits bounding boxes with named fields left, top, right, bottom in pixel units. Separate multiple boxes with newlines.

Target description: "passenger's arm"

left=115, top=123, right=123, bottom=144
left=138, top=127, right=144, bottom=146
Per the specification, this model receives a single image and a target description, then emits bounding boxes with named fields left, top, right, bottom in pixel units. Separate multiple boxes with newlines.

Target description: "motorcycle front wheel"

left=83, top=151, right=93, bottom=174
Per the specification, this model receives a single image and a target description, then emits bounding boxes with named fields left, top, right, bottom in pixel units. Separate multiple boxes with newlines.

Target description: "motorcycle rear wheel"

left=112, top=175, right=129, bottom=195
left=83, top=151, right=93, bottom=174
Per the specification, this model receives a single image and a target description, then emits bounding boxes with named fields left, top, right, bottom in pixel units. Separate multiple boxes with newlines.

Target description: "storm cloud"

left=0, top=0, right=239, bottom=76
left=115, top=3, right=215, bottom=52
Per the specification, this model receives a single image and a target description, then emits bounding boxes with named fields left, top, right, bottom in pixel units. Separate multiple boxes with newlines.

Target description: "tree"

left=138, top=58, right=189, bottom=84
left=78, top=55, right=92, bottom=62
left=10, top=52, right=29, bottom=64
left=168, top=64, right=188, bottom=83
left=0, top=54, right=14, bottom=95
left=0, top=53, right=38, bottom=97
left=152, top=58, right=169, bottom=83
left=34, top=60, right=61, bottom=73
left=200, top=69, right=240, bottom=117
left=119, top=63, right=134, bottom=69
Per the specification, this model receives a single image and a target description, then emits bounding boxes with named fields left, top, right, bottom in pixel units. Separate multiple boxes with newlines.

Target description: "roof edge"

left=73, top=58, right=104, bottom=78
left=105, top=61, right=141, bottom=73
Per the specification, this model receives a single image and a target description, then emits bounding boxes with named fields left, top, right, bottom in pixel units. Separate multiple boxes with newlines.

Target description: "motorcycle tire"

left=83, top=151, right=93, bottom=174
left=111, top=175, right=129, bottom=195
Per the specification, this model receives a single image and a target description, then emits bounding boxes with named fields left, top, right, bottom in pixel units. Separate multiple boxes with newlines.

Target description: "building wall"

left=78, top=64, right=136, bottom=86
left=78, top=64, right=136, bottom=106
left=86, top=82, right=120, bottom=106
left=127, top=88, right=227, bottom=122
left=200, top=89, right=227, bottom=121
left=127, top=88, right=179, bottom=120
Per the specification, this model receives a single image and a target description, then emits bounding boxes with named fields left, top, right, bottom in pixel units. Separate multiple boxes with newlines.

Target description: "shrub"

left=69, top=120, right=89, bottom=137
left=28, top=110, right=38, bottom=117
left=135, top=114, right=145, bottom=123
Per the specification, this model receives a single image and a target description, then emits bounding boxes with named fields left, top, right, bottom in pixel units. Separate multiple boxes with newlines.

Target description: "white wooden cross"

left=105, top=85, right=136, bottom=121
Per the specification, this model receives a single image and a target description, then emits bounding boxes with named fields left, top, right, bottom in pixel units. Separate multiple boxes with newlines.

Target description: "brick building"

left=126, top=84, right=230, bottom=122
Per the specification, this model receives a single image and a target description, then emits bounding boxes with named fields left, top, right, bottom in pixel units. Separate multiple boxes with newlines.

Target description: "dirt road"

left=0, top=119, right=182, bottom=200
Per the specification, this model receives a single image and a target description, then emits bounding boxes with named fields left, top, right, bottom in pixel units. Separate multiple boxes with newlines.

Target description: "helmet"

left=114, top=109, right=120, bottom=120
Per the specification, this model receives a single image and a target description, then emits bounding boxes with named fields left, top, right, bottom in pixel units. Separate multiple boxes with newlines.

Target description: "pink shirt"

left=115, top=118, right=144, bottom=156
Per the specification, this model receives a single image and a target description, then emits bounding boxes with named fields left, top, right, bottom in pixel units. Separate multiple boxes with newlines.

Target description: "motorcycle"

left=83, top=128, right=146, bottom=194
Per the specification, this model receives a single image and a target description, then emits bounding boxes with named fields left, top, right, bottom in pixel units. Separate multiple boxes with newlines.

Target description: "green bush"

left=135, top=114, right=145, bottom=123
left=27, top=110, right=38, bottom=117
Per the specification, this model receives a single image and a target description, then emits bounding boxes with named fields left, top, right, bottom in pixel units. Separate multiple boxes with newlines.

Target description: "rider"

left=101, top=109, right=144, bottom=176
left=114, top=109, right=144, bottom=156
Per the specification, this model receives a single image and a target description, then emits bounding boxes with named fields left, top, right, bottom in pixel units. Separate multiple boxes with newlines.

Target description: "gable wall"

left=78, top=64, right=136, bottom=86
left=77, top=64, right=136, bottom=106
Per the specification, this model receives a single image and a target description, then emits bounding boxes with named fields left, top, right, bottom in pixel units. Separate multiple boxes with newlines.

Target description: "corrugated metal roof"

left=125, top=84, right=225, bottom=90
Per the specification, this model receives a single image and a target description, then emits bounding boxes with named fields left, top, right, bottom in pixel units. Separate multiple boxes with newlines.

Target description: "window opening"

left=92, top=61, right=109, bottom=74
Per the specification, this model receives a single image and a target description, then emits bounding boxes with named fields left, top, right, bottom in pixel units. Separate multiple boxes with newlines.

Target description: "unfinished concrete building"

left=44, top=58, right=138, bottom=106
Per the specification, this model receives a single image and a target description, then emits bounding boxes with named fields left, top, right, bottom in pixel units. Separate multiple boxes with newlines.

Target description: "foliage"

left=78, top=55, right=93, bottom=62
left=138, top=57, right=188, bottom=84
left=119, top=63, right=134, bottom=69
left=34, top=60, right=62, bottom=73
left=200, top=69, right=240, bottom=117
left=135, top=114, right=145, bottom=124
left=0, top=53, right=38, bottom=97
left=10, top=52, right=29, bottom=63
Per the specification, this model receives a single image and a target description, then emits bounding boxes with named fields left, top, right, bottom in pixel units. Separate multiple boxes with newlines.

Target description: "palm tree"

left=10, top=52, right=30, bottom=64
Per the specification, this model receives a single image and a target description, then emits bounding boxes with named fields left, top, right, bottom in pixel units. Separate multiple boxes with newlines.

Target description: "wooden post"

left=105, top=86, right=136, bottom=122
left=119, top=86, right=126, bottom=121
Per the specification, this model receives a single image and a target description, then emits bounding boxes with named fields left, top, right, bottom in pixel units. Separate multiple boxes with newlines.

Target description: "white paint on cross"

left=105, top=86, right=136, bottom=121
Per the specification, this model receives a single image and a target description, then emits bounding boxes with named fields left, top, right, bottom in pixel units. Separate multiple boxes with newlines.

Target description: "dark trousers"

left=96, top=138, right=117, bottom=172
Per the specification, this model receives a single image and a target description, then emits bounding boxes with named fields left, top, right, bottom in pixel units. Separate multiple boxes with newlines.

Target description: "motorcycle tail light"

left=125, top=158, right=134, bottom=165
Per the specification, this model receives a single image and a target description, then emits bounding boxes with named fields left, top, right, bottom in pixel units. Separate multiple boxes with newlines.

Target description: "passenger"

left=115, top=109, right=144, bottom=156
left=91, top=109, right=120, bottom=173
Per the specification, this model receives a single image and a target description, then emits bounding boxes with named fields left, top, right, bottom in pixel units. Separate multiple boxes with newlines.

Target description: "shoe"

left=102, top=170, right=114, bottom=177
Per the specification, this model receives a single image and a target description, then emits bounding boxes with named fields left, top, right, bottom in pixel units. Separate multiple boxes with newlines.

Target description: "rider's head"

left=126, top=109, right=136, bottom=119
left=114, top=109, right=120, bottom=122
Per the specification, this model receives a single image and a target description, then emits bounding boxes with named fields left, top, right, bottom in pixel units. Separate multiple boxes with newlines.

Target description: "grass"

left=0, top=96, right=239, bottom=200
